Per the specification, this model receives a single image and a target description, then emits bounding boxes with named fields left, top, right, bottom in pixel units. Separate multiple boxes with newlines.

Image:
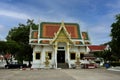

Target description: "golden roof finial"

left=61, top=20, right=65, bottom=28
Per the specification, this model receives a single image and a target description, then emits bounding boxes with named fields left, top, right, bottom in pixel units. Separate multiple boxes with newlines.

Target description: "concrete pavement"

left=0, top=68, right=120, bottom=80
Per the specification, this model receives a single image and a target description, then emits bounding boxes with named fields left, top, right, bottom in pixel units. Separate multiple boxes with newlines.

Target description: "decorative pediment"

left=51, top=21, right=73, bottom=44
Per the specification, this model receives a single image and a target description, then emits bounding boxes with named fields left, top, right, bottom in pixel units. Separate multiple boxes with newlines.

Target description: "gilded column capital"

left=53, top=44, right=57, bottom=49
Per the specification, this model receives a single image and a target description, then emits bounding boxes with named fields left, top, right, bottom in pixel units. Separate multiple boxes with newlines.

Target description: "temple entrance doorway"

left=57, top=51, right=65, bottom=63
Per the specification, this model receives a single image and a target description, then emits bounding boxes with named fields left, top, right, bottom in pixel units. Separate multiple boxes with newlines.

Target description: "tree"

left=6, top=19, right=38, bottom=64
left=110, top=14, right=120, bottom=60
left=94, top=49, right=113, bottom=62
left=6, top=40, right=20, bottom=55
left=0, top=41, right=10, bottom=64
left=0, top=40, right=20, bottom=64
left=0, top=41, right=7, bottom=55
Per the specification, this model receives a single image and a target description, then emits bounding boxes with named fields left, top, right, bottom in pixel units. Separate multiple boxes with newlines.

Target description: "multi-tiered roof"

left=29, top=22, right=91, bottom=45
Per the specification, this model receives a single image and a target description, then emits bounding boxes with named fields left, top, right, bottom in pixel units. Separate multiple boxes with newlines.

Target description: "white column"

left=54, top=42, right=57, bottom=69
left=38, top=20, right=41, bottom=43
left=67, top=42, right=70, bottom=68
left=32, top=46, right=35, bottom=61
left=33, top=52, right=35, bottom=61
left=29, top=27, right=32, bottom=43
left=40, top=46, right=44, bottom=65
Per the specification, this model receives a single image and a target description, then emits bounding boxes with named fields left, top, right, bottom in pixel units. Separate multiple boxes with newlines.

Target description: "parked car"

left=0, top=62, right=6, bottom=69
left=5, top=62, right=27, bottom=69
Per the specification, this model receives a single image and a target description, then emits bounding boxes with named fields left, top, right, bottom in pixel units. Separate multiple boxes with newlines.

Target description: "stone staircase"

left=57, top=63, right=69, bottom=69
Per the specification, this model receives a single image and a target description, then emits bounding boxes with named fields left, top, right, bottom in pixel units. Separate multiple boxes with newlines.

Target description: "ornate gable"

left=51, top=21, right=73, bottom=44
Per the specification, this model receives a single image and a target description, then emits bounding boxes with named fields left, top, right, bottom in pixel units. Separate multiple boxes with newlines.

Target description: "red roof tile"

left=32, top=31, right=38, bottom=39
left=40, top=40, right=50, bottom=44
left=82, top=32, right=89, bottom=40
left=88, top=45, right=106, bottom=51
left=40, top=22, right=81, bottom=39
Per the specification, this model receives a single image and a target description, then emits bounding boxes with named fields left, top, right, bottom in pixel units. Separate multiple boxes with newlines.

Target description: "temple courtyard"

left=0, top=68, right=120, bottom=80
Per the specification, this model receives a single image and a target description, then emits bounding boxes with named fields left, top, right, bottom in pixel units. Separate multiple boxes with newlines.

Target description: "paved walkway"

left=0, top=68, right=120, bottom=80
left=63, top=68, right=120, bottom=80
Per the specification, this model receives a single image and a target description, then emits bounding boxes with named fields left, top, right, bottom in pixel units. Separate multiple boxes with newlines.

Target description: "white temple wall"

left=69, top=46, right=87, bottom=65
left=32, top=45, right=88, bottom=68
left=69, top=46, right=78, bottom=65
left=79, top=46, right=87, bottom=54
left=42, top=46, right=54, bottom=64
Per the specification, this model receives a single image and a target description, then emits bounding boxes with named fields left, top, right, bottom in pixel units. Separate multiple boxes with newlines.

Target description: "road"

left=0, top=68, right=120, bottom=80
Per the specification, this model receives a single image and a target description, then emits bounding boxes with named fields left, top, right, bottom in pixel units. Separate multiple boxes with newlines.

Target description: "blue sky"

left=0, top=0, right=120, bottom=44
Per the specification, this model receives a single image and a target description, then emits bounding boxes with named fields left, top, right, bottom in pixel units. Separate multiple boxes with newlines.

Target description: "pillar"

left=54, top=42, right=57, bottom=69
left=67, top=42, right=70, bottom=68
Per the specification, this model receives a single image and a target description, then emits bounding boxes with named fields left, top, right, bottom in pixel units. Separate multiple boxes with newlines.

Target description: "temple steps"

left=57, top=63, right=69, bottom=69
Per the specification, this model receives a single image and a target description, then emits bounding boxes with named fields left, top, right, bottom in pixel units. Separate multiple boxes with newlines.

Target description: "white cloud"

left=89, top=25, right=110, bottom=34
left=0, top=10, right=31, bottom=20
left=35, top=14, right=81, bottom=23
left=0, top=24, right=4, bottom=29
left=0, top=24, right=6, bottom=32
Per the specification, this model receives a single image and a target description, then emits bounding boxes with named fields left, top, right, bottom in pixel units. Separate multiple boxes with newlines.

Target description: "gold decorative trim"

left=46, top=51, right=52, bottom=60
left=50, top=21, right=73, bottom=44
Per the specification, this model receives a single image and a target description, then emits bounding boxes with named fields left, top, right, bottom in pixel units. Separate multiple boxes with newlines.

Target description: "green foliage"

left=6, top=40, right=20, bottom=54
left=110, top=62, right=120, bottom=67
left=110, top=14, right=120, bottom=59
left=0, top=41, right=7, bottom=54
left=6, top=19, right=38, bottom=63
left=0, top=40, right=19, bottom=54
left=0, top=40, right=21, bottom=64
left=94, top=50, right=113, bottom=61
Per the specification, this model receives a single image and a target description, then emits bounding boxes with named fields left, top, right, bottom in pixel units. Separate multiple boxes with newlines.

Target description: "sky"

left=0, top=0, right=120, bottom=45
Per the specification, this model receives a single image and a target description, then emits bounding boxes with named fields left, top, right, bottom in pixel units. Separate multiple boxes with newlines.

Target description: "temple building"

left=29, top=21, right=91, bottom=69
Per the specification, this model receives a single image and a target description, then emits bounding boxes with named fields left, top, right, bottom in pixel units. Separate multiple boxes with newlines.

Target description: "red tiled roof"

left=31, top=31, right=38, bottom=39
left=82, top=32, right=89, bottom=40
left=40, top=40, right=50, bottom=44
left=88, top=45, right=106, bottom=51
left=40, top=22, right=81, bottom=39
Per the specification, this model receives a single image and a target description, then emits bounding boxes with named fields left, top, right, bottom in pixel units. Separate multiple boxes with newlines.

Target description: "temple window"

left=80, top=52, right=84, bottom=59
left=35, top=52, right=41, bottom=60
left=70, top=52, right=76, bottom=60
